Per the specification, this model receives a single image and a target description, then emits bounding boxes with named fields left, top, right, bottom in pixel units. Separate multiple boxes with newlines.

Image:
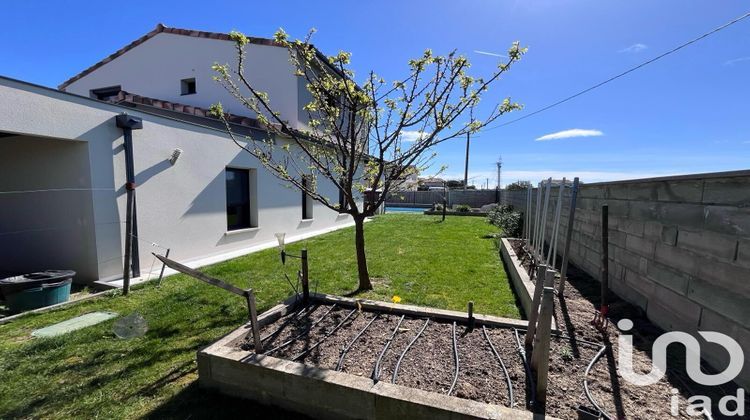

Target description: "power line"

left=481, top=11, right=750, bottom=132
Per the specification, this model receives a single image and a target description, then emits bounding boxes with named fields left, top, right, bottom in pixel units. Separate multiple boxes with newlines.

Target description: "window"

left=302, top=177, right=313, bottom=220
left=338, top=188, right=349, bottom=213
left=90, top=85, right=121, bottom=101
left=226, top=168, right=257, bottom=230
left=181, top=78, right=196, bottom=95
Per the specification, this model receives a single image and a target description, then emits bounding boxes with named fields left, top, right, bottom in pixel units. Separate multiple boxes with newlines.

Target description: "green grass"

left=0, top=214, right=518, bottom=418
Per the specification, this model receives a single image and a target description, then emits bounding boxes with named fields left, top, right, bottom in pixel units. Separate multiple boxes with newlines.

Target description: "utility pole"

left=496, top=157, right=503, bottom=190
left=463, top=131, right=470, bottom=191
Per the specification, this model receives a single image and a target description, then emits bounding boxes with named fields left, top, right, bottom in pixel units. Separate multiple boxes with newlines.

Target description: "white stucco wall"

left=0, top=136, right=100, bottom=280
left=63, top=32, right=305, bottom=129
left=0, top=77, right=358, bottom=284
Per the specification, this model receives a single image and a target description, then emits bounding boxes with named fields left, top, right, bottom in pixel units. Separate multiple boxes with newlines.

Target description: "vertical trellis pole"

left=558, top=177, right=579, bottom=296
left=547, top=178, right=566, bottom=266
left=537, top=178, right=552, bottom=261
left=524, top=185, right=533, bottom=243
left=532, top=182, right=543, bottom=260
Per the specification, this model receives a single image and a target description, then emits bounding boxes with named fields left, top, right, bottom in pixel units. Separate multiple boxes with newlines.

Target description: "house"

left=417, top=177, right=445, bottom=190
left=0, top=25, right=361, bottom=288
left=387, top=165, right=419, bottom=191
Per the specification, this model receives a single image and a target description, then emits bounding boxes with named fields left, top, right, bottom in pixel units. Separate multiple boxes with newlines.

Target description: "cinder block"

left=627, top=182, right=658, bottom=201
left=619, top=219, right=645, bottom=237
left=607, top=185, right=629, bottom=200
left=654, top=242, right=698, bottom=273
left=704, top=205, right=750, bottom=236
left=579, top=185, right=607, bottom=199
left=643, top=221, right=662, bottom=240
left=611, top=273, right=649, bottom=310
left=737, top=239, right=750, bottom=268
left=625, top=233, right=656, bottom=258
left=605, top=200, right=629, bottom=217
left=628, top=200, right=659, bottom=220
left=703, top=177, right=750, bottom=206
left=699, top=308, right=750, bottom=353
left=609, top=230, right=627, bottom=248
left=647, top=285, right=702, bottom=331
left=687, top=277, right=750, bottom=325
left=677, top=229, right=738, bottom=261
left=661, top=225, right=678, bottom=246
left=612, top=245, right=642, bottom=272
left=645, top=260, right=690, bottom=294
left=656, top=180, right=703, bottom=203
left=696, top=259, right=750, bottom=298
left=657, top=202, right=705, bottom=229
left=624, top=268, right=657, bottom=298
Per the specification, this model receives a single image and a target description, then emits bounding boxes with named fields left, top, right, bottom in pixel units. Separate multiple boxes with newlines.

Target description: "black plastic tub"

left=0, top=270, right=76, bottom=299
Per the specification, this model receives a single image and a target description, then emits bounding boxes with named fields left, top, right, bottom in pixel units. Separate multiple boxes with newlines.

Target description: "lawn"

left=0, top=214, right=519, bottom=419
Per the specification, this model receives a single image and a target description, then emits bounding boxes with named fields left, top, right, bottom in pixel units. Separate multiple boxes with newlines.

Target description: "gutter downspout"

left=115, top=113, right=143, bottom=295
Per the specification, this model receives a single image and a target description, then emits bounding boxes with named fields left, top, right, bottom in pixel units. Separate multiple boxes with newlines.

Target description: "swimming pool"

left=384, top=206, right=429, bottom=213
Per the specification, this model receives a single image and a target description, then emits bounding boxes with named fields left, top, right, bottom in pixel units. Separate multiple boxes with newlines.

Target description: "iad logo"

left=617, top=319, right=746, bottom=417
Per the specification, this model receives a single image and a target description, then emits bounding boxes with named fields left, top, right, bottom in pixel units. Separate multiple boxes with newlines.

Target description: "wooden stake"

left=525, top=264, right=547, bottom=347
left=245, top=288, right=262, bottom=352
left=531, top=285, right=555, bottom=407
left=558, top=177, right=579, bottom=296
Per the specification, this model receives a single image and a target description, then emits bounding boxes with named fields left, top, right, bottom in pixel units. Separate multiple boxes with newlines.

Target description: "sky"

left=2, top=1, right=749, bottom=187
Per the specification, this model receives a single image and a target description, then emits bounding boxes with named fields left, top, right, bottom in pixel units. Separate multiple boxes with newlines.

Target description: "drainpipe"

left=116, top=114, right=143, bottom=295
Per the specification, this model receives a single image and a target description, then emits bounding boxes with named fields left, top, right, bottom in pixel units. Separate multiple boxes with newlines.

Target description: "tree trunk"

left=354, top=215, right=372, bottom=290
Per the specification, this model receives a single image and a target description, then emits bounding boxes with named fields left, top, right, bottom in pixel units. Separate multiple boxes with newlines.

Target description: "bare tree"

left=210, top=29, right=526, bottom=291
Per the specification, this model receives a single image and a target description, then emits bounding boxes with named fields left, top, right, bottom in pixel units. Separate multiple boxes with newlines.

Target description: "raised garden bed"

left=199, top=293, right=613, bottom=419
left=501, top=237, right=748, bottom=419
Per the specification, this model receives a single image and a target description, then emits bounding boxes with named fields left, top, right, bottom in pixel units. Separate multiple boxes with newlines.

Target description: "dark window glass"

left=302, top=177, right=313, bottom=219
left=226, top=168, right=250, bottom=230
left=181, top=78, right=197, bottom=95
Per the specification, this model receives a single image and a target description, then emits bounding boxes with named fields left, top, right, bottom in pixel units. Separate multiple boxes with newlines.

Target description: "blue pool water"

left=385, top=206, right=429, bottom=213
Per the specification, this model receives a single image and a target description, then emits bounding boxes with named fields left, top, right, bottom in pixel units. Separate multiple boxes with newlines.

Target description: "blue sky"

left=2, top=1, right=749, bottom=186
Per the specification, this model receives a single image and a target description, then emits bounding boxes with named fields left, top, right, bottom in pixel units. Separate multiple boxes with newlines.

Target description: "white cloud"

left=400, top=130, right=430, bottom=142
left=535, top=129, right=604, bottom=141
left=724, top=56, right=750, bottom=66
left=619, top=43, right=648, bottom=53
left=473, top=50, right=506, bottom=58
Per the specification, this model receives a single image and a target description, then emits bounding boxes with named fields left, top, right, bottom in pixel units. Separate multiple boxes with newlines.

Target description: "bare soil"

left=234, top=239, right=748, bottom=419
left=510, top=239, right=748, bottom=419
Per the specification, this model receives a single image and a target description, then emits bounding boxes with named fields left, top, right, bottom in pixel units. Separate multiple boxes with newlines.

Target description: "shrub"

left=455, top=204, right=471, bottom=213
left=487, top=204, right=523, bottom=237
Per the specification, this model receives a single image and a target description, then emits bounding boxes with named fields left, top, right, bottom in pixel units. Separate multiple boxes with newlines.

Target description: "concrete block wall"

left=504, top=170, right=750, bottom=389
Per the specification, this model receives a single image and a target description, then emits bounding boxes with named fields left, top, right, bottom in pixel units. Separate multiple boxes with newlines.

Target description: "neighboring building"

left=418, top=177, right=445, bottom=190
left=0, top=25, right=361, bottom=287
left=388, top=165, right=419, bottom=191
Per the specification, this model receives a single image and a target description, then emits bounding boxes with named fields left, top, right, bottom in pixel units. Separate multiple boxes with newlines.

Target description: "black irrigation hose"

left=291, top=308, right=358, bottom=361
left=336, top=313, right=380, bottom=371
left=513, top=328, right=536, bottom=407
left=264, top=304, right=338, bottom=355
left=259, top=304, right=318, bottom=344
left=391, top=319, right=430, bottom=384
left=447, top=321, right=460, bottom=396
left=482, top=326, right=515, bottom=407
left=583, top=345, right=612, bottom=420
left=372, top=314, right=405, bottom=382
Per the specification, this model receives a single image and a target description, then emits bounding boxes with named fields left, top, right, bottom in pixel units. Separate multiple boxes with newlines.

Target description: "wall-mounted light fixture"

left=169, top=148, right=183, bottom=165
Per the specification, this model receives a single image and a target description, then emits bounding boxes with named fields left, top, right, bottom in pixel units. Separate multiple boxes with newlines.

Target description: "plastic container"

left=0, top=270, right=75, bottom=313
left=4, top=279, right=72, bottom=313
